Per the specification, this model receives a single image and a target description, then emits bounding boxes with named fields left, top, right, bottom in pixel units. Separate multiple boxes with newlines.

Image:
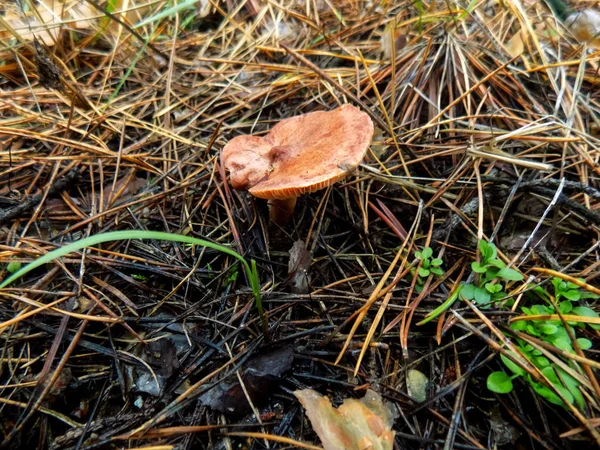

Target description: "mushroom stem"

left=268, top=198, right=297, bottom=224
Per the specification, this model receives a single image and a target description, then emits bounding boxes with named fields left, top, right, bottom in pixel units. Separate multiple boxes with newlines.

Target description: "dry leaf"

left=288, top=240, right=311, bottom=294
left=198, top=0, right=213, bottom=18
left=131, top=338, right=180, bottom=397
left=102, top=175, right=146, bottom=208
left=369, top=127, right=386, bottom=160
left=506, top=30, right=524, bottom=58
left=489, top=406, right=521, bottom=445
left=201, top=346, right=294, bottom=417
left=294, top=389, right=396, bottom=450
left=380, top=23, right=408, bottom=59
left=34, top=37, right=62, bottom=89
left=1, top=1, right=96, bottom=46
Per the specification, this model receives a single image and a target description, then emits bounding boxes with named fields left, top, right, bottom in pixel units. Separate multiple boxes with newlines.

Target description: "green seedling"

left=6, top=261, right=21, bottom=274
left=488, top=349, right=576, bottom=407
left=412, top=247, right=444, bottom=292
left=414, top=0, right=424, bottom=32
left=0, top=231, right=268, bottom=338
left=205, top=263, right=216, bottom=279
left=488, top=278, right=599, bottom=408
left=414, top=240, right=597, bottom=408
left=552, top=277, right=600, bottom=303
left=460, top=240, right=523, bottom=306
left=225, top=266, right=239, bottom=285
left=488, top=345, right=582, bottom=408
left=419, top=240, right=522, bottom=325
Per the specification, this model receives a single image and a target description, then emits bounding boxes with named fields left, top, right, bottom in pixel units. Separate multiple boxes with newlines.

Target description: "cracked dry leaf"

left=294, top=389, right=396, bottom=450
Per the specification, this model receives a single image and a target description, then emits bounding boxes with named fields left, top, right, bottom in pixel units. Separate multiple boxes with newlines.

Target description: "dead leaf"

left=1, top=1, right=96, bottom=46
left=200, top=346, right=294, bottom=417
left=506, top=30, right=524, bottom=58
left=294, top=389, right=396, bottom=450
left=102, top=175, right=146, bottom=208
left=129, top=338, right=180, bottom=397
left=380, top=23, right=408, bottom=59
left=369, top=127, right=386, bottom=160
left=144, top=338, right=180, bottom=379
left=566, top=9, right=600, bottom=47
left=49, top=367, right=72, bottom=397
left=489, top=406, right=521, bottom=445
left=197, top=0, right=213, bottom=18
left=288, top=240, right=311, bottom=294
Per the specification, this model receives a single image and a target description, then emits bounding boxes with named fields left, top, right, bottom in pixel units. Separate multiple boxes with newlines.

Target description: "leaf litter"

left=200, top=346, right=294, bottom=417
left=288, top=239, right=312, bottom=294
left=294, top=389, right=397, bottom=450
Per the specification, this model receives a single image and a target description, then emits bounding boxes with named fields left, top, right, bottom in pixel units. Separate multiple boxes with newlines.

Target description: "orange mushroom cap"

left=222, top=104, right=374, bottom=200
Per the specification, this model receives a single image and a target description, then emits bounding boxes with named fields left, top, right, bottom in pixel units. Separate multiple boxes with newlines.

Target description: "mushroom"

left=543, top=0, right=600, bottom=47
left=221, top=104, right=374, bottom=224
left=565, top=9, right=600, bottom=47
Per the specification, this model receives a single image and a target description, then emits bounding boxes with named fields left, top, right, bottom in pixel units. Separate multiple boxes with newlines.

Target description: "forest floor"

left=0, top=0, right=600, bottom=449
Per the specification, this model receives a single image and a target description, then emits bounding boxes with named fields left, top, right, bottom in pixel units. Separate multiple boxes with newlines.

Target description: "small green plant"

left=225, top=266, right=239, bottom=285
left=419, top=240, right=522, bottom=325
left=6, top=260, right=21, bottom=274
left=416, top=238, right=599, bottom=408
left=488, top=343, right=586, bottom=408
left=552, top=277, right=600, bottom=303
left=460, top=240, right=523, bottom=306
left=487, top=278, right=600, bottom=408
left=487, top=348, right=580, bottom=407
left=412, top=247, right=444, bottom=292
left=0, top=231, right=268, bottom=337
left=414, top=0, right=424, bottom=32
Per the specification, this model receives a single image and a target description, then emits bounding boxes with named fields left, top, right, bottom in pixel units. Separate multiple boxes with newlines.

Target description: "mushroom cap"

left=222, top=104, right=374, bottom=200
left=566, top=9, right=600, bottom=44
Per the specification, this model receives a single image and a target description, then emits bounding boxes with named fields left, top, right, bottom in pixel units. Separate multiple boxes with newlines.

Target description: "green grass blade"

left=417, top=284, right=462, bottom=326
left=458, top=0, right=477, bottom=20
left=133, top=0, right=198, bottom=29
left=250, top=259, right=269, bottom=339
left=0, top=230, right=250, bottom=289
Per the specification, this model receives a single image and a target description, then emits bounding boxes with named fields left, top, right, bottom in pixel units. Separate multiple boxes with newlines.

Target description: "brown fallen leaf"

left=200, top=346, right=294, bottom=417
left=489, top=406, right=521, bottom=446
left=288, top=240, right=311, bottom=294
left=380, top=23, right=408, bottom=59
left=34, top=37, right=62, bottom=90
left=102, top=175, right=146, bottom=208
left=294, top=389, right=396, bottom=450
left=2, top=1, right=96, bottom=46
left=129, top=337, right=181, bottom=397
left=506, top=30, right=524, bottom=58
